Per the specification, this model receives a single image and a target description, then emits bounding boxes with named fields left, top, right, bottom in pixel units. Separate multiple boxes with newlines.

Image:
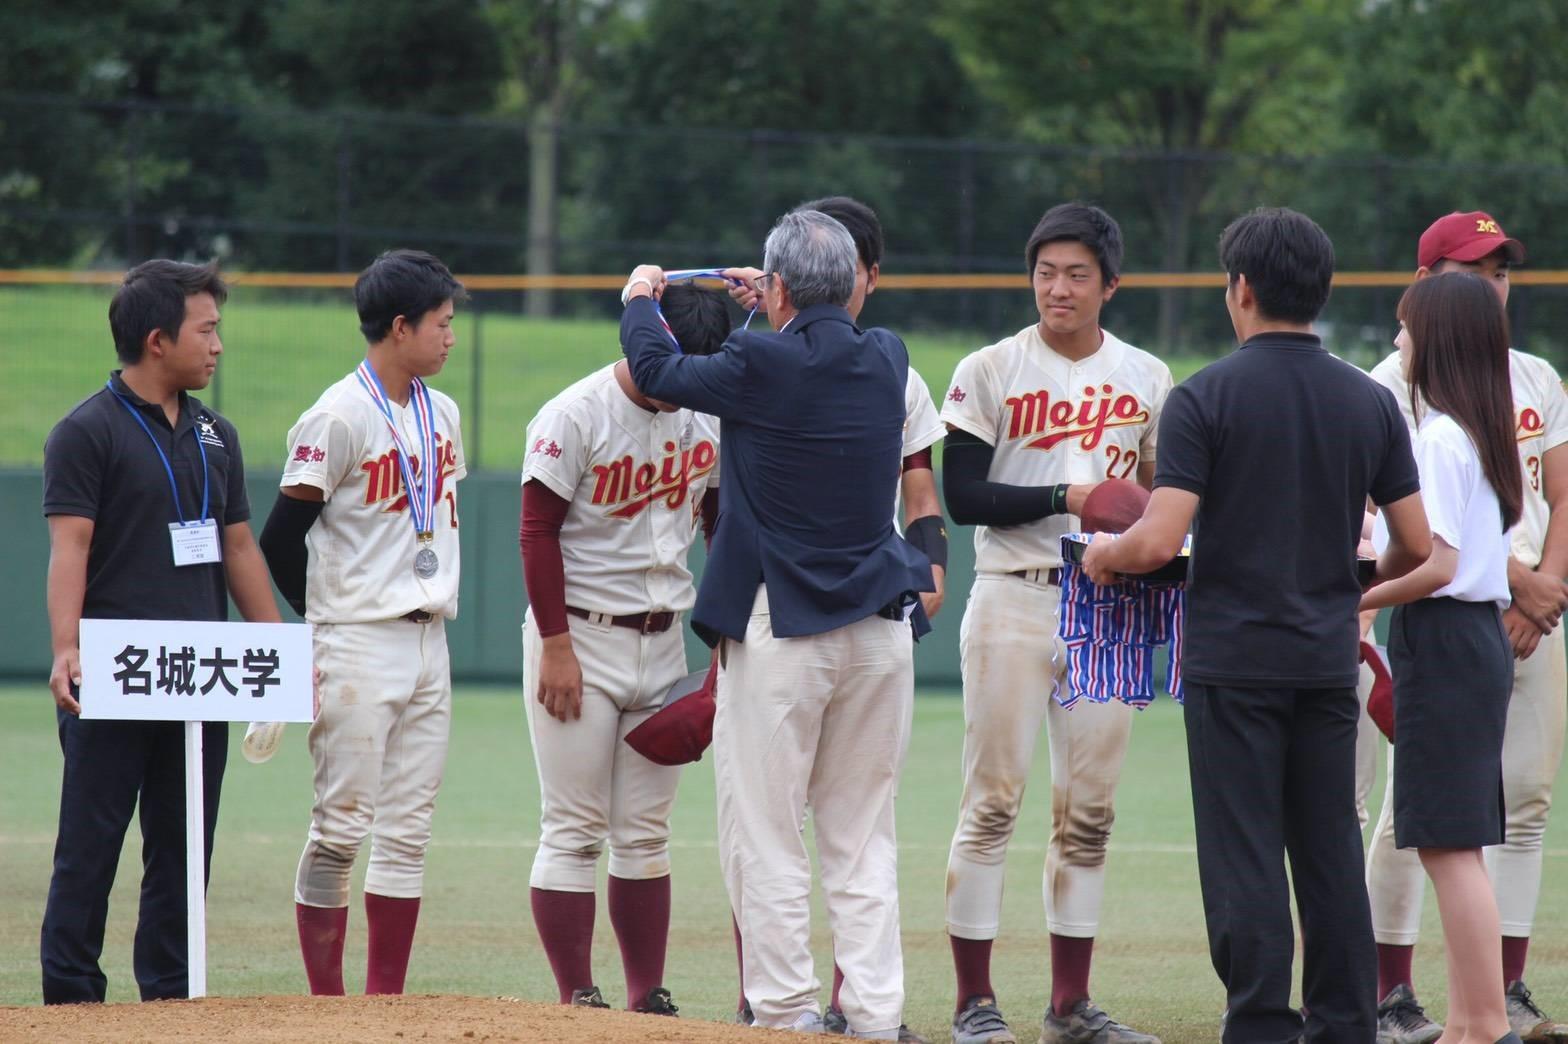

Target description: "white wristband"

left=621, top=277, right=653, bottom=306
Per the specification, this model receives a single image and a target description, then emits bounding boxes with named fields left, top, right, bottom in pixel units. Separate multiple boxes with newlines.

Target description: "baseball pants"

left=295, top=617, right=452, bottom=908
left=521, top=610, right=686, bottom=891
left=1364, top=624, right=1565, bottom=941
left=716, top=586, right=913, bottom=1038
left=945, top=572, right=1133, bottom=941
left=1186, top=682, right=1377, bottom=1043
left=40, top=716, right=227, bottom=1004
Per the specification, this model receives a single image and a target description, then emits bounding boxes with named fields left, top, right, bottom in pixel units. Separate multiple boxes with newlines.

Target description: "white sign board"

left=76, top=618, right=314, bottom=999
left=79, top=619, right=314, bottom=723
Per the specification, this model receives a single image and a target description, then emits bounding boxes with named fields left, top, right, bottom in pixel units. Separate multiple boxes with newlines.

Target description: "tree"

left=935, top=0, right=1356, bottom=348
left=486, top=0, right=626, bottom=315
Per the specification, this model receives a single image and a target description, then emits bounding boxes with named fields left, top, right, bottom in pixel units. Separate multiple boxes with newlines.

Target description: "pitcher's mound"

left=0, top=994, right=777, bottom=1043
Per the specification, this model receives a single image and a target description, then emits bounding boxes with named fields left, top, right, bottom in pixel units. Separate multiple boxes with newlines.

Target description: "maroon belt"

left=1009, top=568, right=1063, bottom=586
left=566, top=605, right=676, bottom=634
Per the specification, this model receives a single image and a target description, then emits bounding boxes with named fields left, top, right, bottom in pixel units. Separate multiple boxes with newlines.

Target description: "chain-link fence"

left=8, top=91, right=1568, bottom=468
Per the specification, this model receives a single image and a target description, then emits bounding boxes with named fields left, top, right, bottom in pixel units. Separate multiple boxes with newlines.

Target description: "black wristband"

left=904, top=514, right=949, bottom=570
left=1051, top=484, right=1070, bottom=515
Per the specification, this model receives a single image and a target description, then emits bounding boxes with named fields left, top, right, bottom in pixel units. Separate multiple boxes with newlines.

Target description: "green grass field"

left=3, top=686, right=1564, bottom=1040
left=3, top=285, right=1213, bottom=471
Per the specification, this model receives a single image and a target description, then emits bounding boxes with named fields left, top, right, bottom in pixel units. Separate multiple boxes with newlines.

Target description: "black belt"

left=403, top=610, right=435, bottom=623
left=875, top=601, right=904, bottom=621
left=1009, top=568, right=1062, bottom=586
left=566, top=605, right=676, bottom=634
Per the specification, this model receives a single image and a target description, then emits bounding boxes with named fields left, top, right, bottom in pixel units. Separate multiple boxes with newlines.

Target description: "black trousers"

left=40, top=713, right=227, bottom=1004
left=1184, top=683, right=1376, bottom=1044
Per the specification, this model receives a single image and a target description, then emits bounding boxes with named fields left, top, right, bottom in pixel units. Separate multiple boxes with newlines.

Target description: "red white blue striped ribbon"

left=354, top=359, right=438, bottom=536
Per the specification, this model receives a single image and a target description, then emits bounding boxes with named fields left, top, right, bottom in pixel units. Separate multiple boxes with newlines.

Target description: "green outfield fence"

left=7, top=269, right=1568, bottom=686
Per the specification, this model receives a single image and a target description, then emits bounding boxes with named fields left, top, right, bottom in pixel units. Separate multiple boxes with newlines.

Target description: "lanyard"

left=354, top=360, right=438, bottom=537
left=106, top=380, right=210, bottom=524
left=661, top=267, right=759, bottom=345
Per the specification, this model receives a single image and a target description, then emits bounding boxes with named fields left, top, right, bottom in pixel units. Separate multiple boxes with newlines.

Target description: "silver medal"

left=414, top=546, right=439, bottom=579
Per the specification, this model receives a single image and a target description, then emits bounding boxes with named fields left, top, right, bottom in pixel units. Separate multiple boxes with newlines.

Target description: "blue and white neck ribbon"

left=661, top=267, right=759, bottom=343
left=1054, top=533, right=1187, bottom=710
left=354, top=360, right=438, bottom=538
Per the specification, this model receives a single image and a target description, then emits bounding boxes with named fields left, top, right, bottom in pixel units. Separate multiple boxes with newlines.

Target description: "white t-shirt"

left=282, top=370, right=467, bottom=623
left=1374, top=412, right=1510, bottom=606
left=896, top=366, right=945, bottom=524
left=1370, top=348, right=1568, bottom=567
left=522, top=364, right=720, bottom=616
left=940, top=325, right=1172, bottom=571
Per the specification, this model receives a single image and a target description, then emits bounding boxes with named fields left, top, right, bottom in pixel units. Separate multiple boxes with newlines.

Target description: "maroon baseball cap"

left=1417, top=211, right=1525, bottom=270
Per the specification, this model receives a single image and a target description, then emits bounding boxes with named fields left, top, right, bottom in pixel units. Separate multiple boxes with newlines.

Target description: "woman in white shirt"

left=1361, top=271, right=1525, bottom=1044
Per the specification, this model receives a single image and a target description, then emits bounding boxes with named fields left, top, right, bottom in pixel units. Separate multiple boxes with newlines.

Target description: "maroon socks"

left=531, top=888, right=596, bottom=1003
left=364, top=893, right=421, bottom=995
left=1376, top=943, right=1415, bottom=1001
left=296, top=903, right=348, bottom=996
left=1502, top=935, right=1529, bottom=986
left=1050, top=934, right=1094, bottom=1015
left=608, top=875, right=671, bottom=1008
left=951, top=935, right=996, bottom=1013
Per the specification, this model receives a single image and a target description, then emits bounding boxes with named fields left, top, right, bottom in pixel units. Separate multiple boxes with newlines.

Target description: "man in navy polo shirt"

left=1081, top=208, right=1432, bottom=1042
left=40, top=260, right=280, bottom=1004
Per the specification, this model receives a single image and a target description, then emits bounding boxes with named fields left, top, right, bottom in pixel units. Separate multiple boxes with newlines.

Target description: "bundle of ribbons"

left=1054, top=533, right=1187, bottom=710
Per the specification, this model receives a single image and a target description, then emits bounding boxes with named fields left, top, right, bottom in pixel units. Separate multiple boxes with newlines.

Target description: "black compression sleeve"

left=941, top=428, right=1063, bottom=527
left=259, top=491, right=325, bottom=616
left=904, top=514, right=949, bottom=569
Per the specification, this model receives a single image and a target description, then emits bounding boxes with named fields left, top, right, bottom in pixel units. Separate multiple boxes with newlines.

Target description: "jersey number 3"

left=1105, top=445, right=1138, bottom=480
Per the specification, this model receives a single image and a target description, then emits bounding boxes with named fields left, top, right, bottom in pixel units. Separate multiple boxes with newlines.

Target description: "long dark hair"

left=1398, top=271, right=1522, bottom=532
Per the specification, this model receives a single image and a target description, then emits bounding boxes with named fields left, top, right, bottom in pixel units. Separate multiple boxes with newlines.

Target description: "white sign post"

left=79, top=619, right=314, bottom=998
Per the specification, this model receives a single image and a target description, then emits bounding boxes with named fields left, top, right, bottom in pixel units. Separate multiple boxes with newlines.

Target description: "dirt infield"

left=0, top=994, right=777, bottom=1043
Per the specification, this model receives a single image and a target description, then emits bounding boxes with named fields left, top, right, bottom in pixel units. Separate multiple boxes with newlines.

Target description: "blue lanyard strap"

left=106, top=380, right=210, bottom=524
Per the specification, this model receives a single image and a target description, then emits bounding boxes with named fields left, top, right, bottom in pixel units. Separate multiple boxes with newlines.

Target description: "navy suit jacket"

left=621, top=296, right=934, bottom=645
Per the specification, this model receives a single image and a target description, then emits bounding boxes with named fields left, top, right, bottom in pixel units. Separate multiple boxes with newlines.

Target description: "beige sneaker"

left=1038, top=1000, right=1160, bottom=1044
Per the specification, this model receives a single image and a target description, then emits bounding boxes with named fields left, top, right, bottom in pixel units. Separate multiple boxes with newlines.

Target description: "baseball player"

left=258, top=249, right=467, bottom=996
left=726, top=195, right=947, bottom=1043
left=517, top=282, right=728, bottom=1014
left=939, top=203, right=1170, bottom=1044
left=1362, top=212, right=1568, bottom=1042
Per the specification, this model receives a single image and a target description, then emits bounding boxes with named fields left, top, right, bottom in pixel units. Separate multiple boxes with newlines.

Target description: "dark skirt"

left=1387, top=596, right=1511, bottom=849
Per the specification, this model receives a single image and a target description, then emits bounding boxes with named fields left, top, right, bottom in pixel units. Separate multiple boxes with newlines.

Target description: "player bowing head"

left=518, top=278, right=729, bottom=1016
left=1026, top=203, right=1123, bottom=349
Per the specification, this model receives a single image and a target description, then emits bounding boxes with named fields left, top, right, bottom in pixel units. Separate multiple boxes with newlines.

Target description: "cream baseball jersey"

left=523, top=364, right=720, bottom=615
left=896, top=367, right=946, bottom=523
left=281, top=370, right=466, bottom=623
left=904, top=367, right=945, bottom=459
left=1370, top=349, right=1568, bottom=566
left=941, top=326, right=1172, bottom=572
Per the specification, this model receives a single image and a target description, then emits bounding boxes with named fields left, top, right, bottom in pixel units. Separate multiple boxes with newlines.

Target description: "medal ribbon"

left=107, top=380, right=210, bottom=524
left=660, top=267, right=759, bottom=345
left=354, top=361, right=438, bottom=537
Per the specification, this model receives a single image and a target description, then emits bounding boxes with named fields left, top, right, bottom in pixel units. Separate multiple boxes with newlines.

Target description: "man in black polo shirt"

left=1081, top=208, right=1432, bottom=1042
left=40, top=260, right=281, bottom=1004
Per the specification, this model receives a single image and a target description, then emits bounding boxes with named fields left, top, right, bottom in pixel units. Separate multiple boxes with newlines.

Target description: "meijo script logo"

left=1004, top=384, right=1149, bottom=450
left=361, top=433, right=460, bottom=511
left=590, top=439, right=717, bottom=519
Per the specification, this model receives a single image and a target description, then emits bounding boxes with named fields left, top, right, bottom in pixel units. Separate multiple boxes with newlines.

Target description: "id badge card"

left=169, top=519, right=222, bottom=566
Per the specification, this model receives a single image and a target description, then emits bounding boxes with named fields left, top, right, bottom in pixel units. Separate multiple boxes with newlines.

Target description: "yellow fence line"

left=5, top=269, right=1568, bottom=290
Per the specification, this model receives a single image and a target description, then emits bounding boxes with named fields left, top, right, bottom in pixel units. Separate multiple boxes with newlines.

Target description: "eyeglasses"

left=754, top=272, right=778, bottom=291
